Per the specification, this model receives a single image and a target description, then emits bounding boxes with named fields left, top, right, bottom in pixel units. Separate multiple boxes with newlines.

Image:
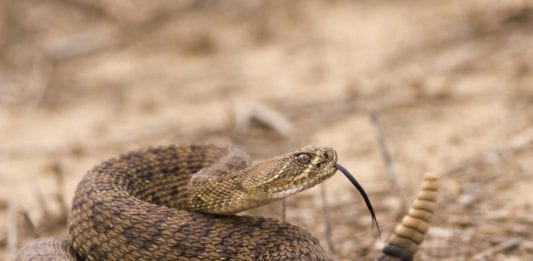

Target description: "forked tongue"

left=335, top=163, right=381, bottom=237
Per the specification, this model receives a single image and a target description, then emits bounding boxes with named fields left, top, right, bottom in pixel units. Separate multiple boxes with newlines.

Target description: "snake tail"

left=376, top=172, right=439, bottom=261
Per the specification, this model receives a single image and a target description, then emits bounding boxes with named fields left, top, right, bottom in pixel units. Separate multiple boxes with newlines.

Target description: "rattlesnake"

left=15, top=144, right=437, bottom=260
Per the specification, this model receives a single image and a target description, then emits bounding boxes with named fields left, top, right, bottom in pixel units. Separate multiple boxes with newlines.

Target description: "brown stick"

left=0, top=230, right=6, bottom=248
left=473, top=238, right=521, bottom=260
left=50, top=162, right=69, bottom=217
left=370, top=111, right=409, bottom=211
left=18, top=207, right=38, bottom=238
left=33, top=185, right=51, bottom=220
left=320, top=183, right=336, bottom=254
left=7, top=198, right=19, bottom=258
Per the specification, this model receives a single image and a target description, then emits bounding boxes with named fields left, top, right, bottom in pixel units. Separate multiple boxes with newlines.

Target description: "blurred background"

left=1, top=0, right=532, bottom=260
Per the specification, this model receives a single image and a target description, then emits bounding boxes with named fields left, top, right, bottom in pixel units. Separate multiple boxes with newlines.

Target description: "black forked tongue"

left=335, top=163, right=381, bottom=238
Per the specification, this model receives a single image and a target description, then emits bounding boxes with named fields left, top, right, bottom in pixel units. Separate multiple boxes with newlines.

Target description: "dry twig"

left=320, top=183, right=336, bottom=254
left=50, top=162, right=69, bottom=217
left=7, top=198, right=19, bottom=258
left=473, top=238, right=521, bottom=260
left=370, top=111, right=409, bottom=211
left=444, top=126, right=533, bottom=176
left=18, top=207, right=38, bottom=238
left=0, top=230, right=6, bottom=248
left=33, top=185, right=51, bottom=221
left=234, top=102, right=294, bottom=137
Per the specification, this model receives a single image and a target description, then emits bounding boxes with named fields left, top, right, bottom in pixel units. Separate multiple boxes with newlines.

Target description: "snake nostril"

left=324, top=150, right=335, bottom=161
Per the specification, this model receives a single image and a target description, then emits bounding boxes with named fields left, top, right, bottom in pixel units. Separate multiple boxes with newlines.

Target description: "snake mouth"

left=271, top=181, right=313, bottom=199
left=270, top=160, right=337, bottom=199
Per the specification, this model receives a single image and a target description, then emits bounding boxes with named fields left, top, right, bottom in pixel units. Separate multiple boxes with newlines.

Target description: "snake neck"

left=185, top=177, right=245, bottom=214
left=185, top=166, right=271, bottom=214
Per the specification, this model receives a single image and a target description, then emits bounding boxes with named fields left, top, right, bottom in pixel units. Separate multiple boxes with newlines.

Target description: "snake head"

left=248, top=146, right=337, bottom=200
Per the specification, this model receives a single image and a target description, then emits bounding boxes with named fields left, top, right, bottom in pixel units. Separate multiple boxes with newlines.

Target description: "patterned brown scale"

left=376, top=172, right=439, bottom=261
left=15, top=144, right=437, bottom=260
left=15, top=145, right=337, bottom=260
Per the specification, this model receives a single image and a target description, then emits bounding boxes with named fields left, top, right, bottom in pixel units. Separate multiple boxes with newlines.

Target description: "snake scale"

left=15, top=144, right=438, bottom=260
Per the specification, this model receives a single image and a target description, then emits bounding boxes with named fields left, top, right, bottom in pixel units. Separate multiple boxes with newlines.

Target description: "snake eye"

left=296, top=153, right=311, bottom=164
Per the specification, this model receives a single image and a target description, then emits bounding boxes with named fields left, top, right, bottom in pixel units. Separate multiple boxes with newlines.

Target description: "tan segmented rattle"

left=376, top=172, right=439, bottom=261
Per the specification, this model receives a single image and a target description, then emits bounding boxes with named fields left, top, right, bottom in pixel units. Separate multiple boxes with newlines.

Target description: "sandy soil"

left=1, top=0, right=532, bottom=260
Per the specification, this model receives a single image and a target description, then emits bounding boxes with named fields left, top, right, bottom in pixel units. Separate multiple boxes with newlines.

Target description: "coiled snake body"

left=16, top=144, right=437, bottom=260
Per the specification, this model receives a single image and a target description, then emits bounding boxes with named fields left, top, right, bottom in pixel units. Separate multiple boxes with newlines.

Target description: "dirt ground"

left=1, top=0, right=533, bottom=260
